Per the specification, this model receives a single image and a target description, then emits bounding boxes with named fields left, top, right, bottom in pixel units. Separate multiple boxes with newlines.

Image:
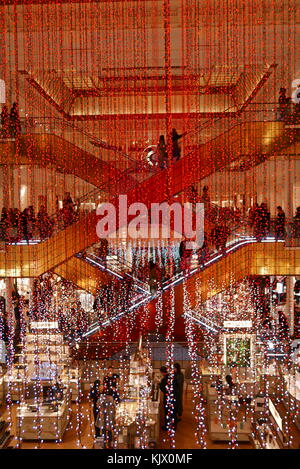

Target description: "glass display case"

left=116, top=346, right=160, bottom=448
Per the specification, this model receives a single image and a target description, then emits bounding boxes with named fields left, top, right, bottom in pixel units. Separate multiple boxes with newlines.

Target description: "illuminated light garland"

left=183, top=281, right=207, bottom=448
left=0, top=0, right=299, bottom=452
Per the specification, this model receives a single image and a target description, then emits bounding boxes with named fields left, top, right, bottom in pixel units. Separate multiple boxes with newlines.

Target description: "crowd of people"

left=89, top=361, right=184, bottom=446
left=92, top=275, right=134, bottom=320
left=0, top=102, right=21, bottom=138
left=0, top=192, right=79, bottom=243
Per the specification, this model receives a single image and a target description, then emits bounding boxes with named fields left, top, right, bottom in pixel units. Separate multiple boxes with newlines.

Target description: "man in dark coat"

left=159, top=366, right=179, bottom=431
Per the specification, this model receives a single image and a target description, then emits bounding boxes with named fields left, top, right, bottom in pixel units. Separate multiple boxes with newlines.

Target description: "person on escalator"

left=122, top=275, right=133, bottom=312
left=90, top=379, right=101, bottom=435
left=157, top=135, right=168, bottom=169
left=278, top=87, right=290, bottom=122
left=197, top=234, right=209, bottom=267
left=211, top=223, right=229, bottom=253
left=254, top=203, right=270, bottom=241
left=186, top=185, right=199, bottom=210
left=200, top=185, right=210, bottom=204
left=171, top=128, right=182, bottom=161
left=179, top=238, right=194, bottom=273
left=20, top=208, right=29, bottom=243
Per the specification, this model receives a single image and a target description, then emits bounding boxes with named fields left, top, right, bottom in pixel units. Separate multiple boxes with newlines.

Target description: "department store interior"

left=0, top=0, right=300, bottom=451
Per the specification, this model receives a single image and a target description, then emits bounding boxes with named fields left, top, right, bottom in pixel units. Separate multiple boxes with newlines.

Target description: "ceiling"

left=22, top=64, right=274, bottom=118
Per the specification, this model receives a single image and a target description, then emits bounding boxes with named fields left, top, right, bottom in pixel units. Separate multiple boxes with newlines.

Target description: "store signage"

left=223, top=320, right=252, bottom=328
left=269, top=398, right=283, bottom=431
left=30, top=321, right=59, bottom=330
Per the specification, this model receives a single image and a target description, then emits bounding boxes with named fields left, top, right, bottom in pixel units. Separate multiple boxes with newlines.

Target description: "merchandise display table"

left=116, top=399, right=160, bottom=448
left=114, top=346, right=160, bottom=448
left=17, top=394, right=71, bottom=440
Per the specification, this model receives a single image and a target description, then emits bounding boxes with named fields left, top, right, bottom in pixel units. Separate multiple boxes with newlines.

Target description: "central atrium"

left=0, top=0, right=299, bottom=453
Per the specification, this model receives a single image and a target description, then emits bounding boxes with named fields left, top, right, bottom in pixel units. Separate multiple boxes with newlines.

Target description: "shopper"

left=103, top=366, right=120, bottom=403
left=278, top=87, right=290, bottom=121
left=37, top=205, right=53, bottom=240
left=90, top=379, right=101, bottom=435
left=95, top=388, right=117, bottom=448
left=186, top=185, right=198, bottom=209
left=292, top=207, right=300, bottom=239
left=225, top=375, right=236, bottom=396
left=197, top=234, right=209, bottom=267
left=98, top=238, right=109, bottom=266
left=219, top=223, right=230, bottom=252
left=275, top=206, right=286, bottom=241
left=174, top=363, right=184, bottom=418
left=20, top=208, right=29, bottom=243
left=9, top=102, right=21, bottom=138
left=248, top=202, right=259, bottom=228
left=171, top=128, right=182, bottom=161
left=157, top=135, right=168, bottom=169
left=159, top=366, right=178, bottom=431
left=0, top=207, right=9, bottom=241
left=62, top=192, right=74, bottom=227
left=27, top=205, right=36, bottom=239
left=0, top=105, right=10, bottom=138
left=200, top=185, right=210, bottom=205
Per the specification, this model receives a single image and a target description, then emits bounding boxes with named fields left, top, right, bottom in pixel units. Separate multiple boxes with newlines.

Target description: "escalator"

left=80, top=235, right=300, bottom=342
left=0, top=127, right=141, bottom=192
left=0, top=118, right=296, bottom=278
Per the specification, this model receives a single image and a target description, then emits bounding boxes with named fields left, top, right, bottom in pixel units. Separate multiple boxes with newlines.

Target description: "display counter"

left=250, top=419, right=283, bottom=449
left=114, top=347, right=160, bottom=448
left=4, top=364, right=81, bottom=403
left=206, top=377, right=253, bottom=442
left=208, top=397, right=252, bottom=441
left=116, top=398, right=160, bottom=448
left=17, top=393, right=71, bottom=440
